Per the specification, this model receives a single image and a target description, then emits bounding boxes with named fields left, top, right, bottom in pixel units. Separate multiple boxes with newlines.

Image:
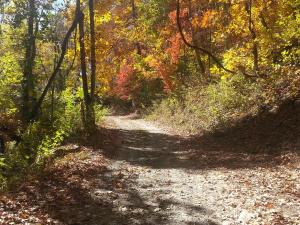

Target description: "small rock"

left=153, top=207, right=160, bottom=212
left=120, top=207, right=127, bottom=212
left=238, top=210, right=256, bottom=224
left=132, top=208, right=144, bottom=214
left=278, top=198, right=286, bottom=205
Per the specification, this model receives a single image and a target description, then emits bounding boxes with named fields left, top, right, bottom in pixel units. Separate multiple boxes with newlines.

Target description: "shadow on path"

left=96, top=100, right=300, bottom=171
left=98, top=124, right=298, bottom=171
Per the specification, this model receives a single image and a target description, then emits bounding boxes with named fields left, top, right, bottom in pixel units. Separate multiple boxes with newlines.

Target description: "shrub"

left=0, top=87, right=108, bottom=190
left=148, top=75, right=263, bottom=134
left=94, top=105, right=110, bottom=124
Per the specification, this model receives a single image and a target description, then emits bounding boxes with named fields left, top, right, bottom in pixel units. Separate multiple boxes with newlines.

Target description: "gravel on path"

left=96, top=115, right=300, bottom=225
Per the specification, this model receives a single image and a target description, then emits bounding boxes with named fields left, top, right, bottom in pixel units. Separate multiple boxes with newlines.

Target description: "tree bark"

left=0, top=2, right=5, bottom=36
left=246, top=0, right=259, bottom=74
left=0, top=137, right=5, bottom=154
left=88, top=0, right=96, bottom=128
left=22, top=0, right=37, bottom=122
left=78, top=8, right=89, bottom=106
left=78, top=0, right=95, bottom=132
left=131, top=0, right=141, bottom=55
left=130, top=0, right=141, bottom=110
left=89, top=0, right=96, bottom=103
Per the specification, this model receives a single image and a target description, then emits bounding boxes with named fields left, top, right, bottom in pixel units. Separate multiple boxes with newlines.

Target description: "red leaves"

left=114, top=60, right=140, bottom=100
left=168, top=8, right=188, bottom=26
left=167, top=33, right=182, bottom=65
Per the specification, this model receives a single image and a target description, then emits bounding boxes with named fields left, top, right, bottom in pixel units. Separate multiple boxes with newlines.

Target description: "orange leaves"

left=168, top=10, right=177, bottom=25
left=169, top=4, right=217, bottom=29
left=191, top=9, right=217, bottom=29
left=168, top=8, right=188, bottom=25
left=200, top=9, right=217, bottom=28
left=152, top=60, right=177, bottom=92
left=144, top=54, right=176, bottom=92
left=167, top=33, right=182, bottom=65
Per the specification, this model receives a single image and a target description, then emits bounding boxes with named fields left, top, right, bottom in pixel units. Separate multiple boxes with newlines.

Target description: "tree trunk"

left=0, top=2, right=4, bottom=36
left=0, top=137, right=5, bottom=154
left=22, top=0, right=36, bottom=122
left=130, top=0, right=141, bottom=109
left=78, top=0, right=94, bottom=132
left=89, top=0, right=96, bottom=128
left=246, top=0, right=259, bottom=74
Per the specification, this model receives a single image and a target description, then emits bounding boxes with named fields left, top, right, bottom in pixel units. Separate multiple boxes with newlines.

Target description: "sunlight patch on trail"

left=106, top=115, right=165, bottom=134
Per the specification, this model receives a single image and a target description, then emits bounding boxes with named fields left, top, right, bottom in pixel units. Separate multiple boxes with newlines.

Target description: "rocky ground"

left=0, top=115, right=299, bottom=224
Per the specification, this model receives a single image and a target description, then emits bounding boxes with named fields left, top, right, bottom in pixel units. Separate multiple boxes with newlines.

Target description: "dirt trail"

left=101, top=115, right=219, bottom=225
left=93, top=115, right=299, bottom=225
left=1, top=115, right=298, bottom=225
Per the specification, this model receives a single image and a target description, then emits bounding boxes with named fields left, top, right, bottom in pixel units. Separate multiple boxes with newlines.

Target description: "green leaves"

left=0, top=52, right=22, bottom=116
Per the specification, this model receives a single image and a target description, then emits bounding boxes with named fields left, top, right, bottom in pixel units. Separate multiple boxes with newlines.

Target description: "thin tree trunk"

left=78, top=0, right=93, bottom=132
left=22, top=0, right=36, bottom=122
left=246, top=0, right=259, bottom=74
left=0, top=2, right=5, bottom=36
left=50, top=44, right=59, bottom=122
left=89, top=0, right=96, bottom=128
left=131, top=0, right=141, bottom=111
left=0, top=137, right=5, bottom=154
left=78, top=6, right=89, bottom=104
left=30, top=3, right=81, bottom=120
left=89, top=0, right=96, bottom=103
left=208, top=26, right=212, bottom=78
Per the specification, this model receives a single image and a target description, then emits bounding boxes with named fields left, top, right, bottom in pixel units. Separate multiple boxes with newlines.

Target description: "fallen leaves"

left=0, top=147, right=108, bottom=224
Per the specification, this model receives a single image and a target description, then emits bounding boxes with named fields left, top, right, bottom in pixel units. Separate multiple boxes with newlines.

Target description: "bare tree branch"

left=176, top=0, right=234, bottom=74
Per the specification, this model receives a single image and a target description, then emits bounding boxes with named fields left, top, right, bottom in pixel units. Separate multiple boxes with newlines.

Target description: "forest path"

left=1, top=115, right=299, bottom=225
left=100, top=115, right=221, bottom=225
left=94, top=115, right=299, bottom=225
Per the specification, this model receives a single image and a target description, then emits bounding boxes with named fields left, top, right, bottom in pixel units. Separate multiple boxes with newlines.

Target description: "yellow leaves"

left=221, top=74, right=231, bottom=80
left=191, top=17, right=201, bottom=28
left=144, top=55, right=158, bottom=68
left=95, top=12, right=112, bottom=24
left=201, top=10, right=217, bottom=28
left=190, top=10, right=217, bottom=29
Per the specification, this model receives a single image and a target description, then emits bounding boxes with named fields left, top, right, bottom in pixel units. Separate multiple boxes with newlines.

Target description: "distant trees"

left=1, top=0, right=299, bottom=127
left=30, top=0, right=81, bottom=121
left=20, top=0, right=97, bottom=132
left=102, top=0, right=299, bottom=107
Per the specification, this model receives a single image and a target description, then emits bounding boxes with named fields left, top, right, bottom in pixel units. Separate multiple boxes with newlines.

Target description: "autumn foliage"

left=114, top=61, right=138, bottom=101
